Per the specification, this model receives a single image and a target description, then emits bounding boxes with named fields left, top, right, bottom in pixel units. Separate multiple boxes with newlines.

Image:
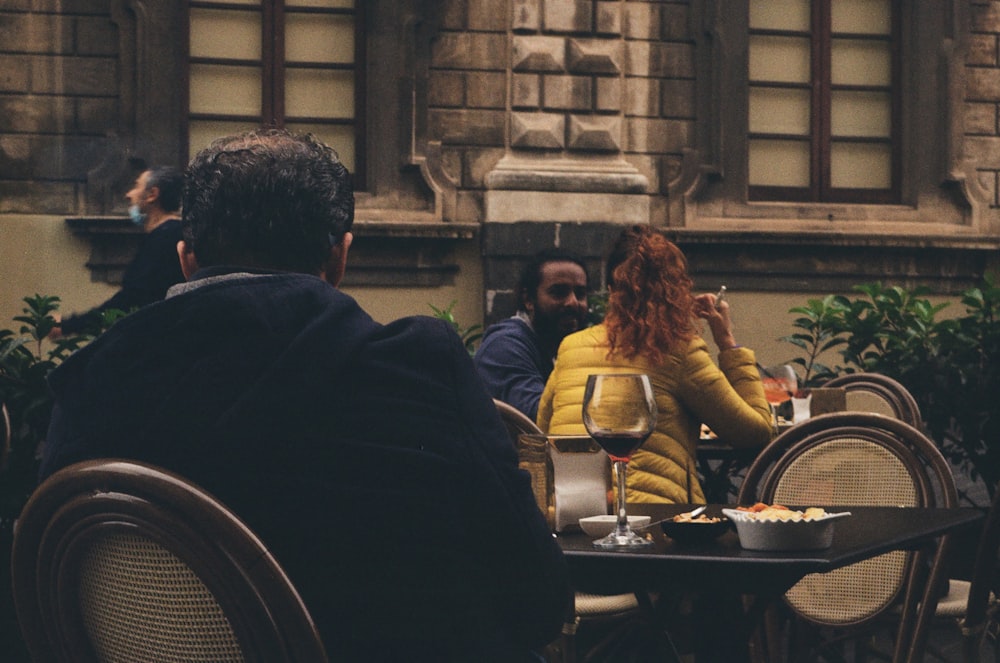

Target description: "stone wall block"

left=965, top=102, right=998, bottom=135
left=429, top=109, right=507, bottom=146
left=468, top=71, right=507, bottom=109
left=659, top=4, right=690, bottom=40
left=0, top=94, right=71, bottom=133
left=965, top=135, right=1000, bottom=168
left=30, top=55, right=118, bottom=96
left=440, top=0, right=467, bottom=30
left=0, top=14, right=73, bottom=54
left=543, top=74, right=592, bottom=110
left=626, top=77, right=659, bottom=117
left=468, top=0, right=508, bottom=31
left=595, top=2, right=622, bottom=36
left=544, top=0, right=593, bottom=34
left=971, top=3, right=1000, bottom=33
left=76, top=97, right=117, bottom=134
left=567, top=38, right=622, bottom=74
left=0, top=181, right=77, bottom=214
left=595, top=76, right=621, bottom=112
left=0, top=56, right=31, bottom=93
left=623, top=3, right=657, bottom=40
left=627, top=117, right=692, bottom=154
left=513, top=0, right=541, bottom=32
left=76, top=16, right=118, bottom=56
left=567, top=114, right=621, bottom=151
left=513, top=36, right=566, bottom=72
left=968, top=67, right=1000, bottom=102
left=626, top=42, right=694, bottom=78
left=513, top=73, right=542, bottom=109
left=511, top=112, right=565, bottom=149
left=969, top=34, right=999, bottom=67
left=429, top=71, right=466, bottom=107
left=432, top=33, right=507, bottom=70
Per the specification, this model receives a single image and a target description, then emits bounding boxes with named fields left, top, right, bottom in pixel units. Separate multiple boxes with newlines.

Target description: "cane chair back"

left=494, top=397, right=544, bottom=439
left=930, top=479, right=1000, bottom=663
left=824, top=373, right=923, bottom=428
left=738, top=412, right=957, bottom=663
left=11, top=459, right=328, bottom=663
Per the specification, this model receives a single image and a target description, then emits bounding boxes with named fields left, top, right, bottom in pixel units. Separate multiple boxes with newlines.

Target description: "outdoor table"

left=557, top=503, right=984, bottom=663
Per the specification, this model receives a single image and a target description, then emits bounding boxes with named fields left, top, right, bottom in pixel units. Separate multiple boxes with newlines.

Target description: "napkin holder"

left=517, top=434, right=610, bottom=532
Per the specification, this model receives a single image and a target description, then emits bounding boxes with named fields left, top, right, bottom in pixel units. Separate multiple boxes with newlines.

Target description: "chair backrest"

left=737, top=412, right=956, bottom=655
left=494, top=398, right=543, bottom=444
left=824, top=372, right=923, bottom=427
left=11, top=459, right=328, bottom=663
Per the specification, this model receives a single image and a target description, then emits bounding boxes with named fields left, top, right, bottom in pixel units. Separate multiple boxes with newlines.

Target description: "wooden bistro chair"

left=11, top=459, right=328, bottom=663
left=493, top=399, right=643, bottom=663
left=824, top=372, right=923, bottom=428
left=924, top=478, right=1000, bottom=663
left=737, top=412, right=958, bottom=663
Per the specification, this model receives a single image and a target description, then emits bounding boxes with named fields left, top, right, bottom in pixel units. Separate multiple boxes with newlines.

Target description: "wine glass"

left=761, top=364, right=798, bottom=428
left=582, top=373, right=657, bottom=549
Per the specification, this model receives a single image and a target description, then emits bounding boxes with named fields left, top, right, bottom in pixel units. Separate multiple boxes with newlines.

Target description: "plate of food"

left=721, top=503, right=851, bottom=551
left=660, top=507, right=731, bottom=543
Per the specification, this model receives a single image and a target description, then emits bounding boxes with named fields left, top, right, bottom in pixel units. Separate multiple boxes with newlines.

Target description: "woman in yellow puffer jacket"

left=537, top=225, right=773, bottom=504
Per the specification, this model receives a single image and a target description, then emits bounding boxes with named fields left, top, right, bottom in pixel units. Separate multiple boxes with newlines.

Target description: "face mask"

left=128, top=204, right=146, bottom=226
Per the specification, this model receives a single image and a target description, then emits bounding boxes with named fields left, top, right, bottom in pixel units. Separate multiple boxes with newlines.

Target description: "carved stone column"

left=484, top=0, right=649, bottom=224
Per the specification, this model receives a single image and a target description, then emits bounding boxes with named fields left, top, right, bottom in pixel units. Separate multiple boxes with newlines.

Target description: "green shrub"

left=781, top=276, right=1000, bottom=500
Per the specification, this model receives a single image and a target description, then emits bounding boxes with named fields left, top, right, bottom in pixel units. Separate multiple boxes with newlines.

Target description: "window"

left=747, top=0, right=899, bottom=203
left=186, top=0, right=365, bottom=186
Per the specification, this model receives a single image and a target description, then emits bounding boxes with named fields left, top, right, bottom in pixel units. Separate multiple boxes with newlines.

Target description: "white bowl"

left=721, top=508, right=850, bottom=551
left=578, top=514, right=652, bottom=538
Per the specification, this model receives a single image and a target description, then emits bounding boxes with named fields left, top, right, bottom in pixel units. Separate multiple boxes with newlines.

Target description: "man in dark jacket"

left=474, top=248, right=589, bottom=420
left=41, top=129, right=569, bottom=662
left=53, top=166, right=185, bottom=337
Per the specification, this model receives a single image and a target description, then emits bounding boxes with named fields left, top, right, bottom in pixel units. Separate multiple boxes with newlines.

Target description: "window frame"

left=747, top=0, right=902, bottom=205
left=183, top=0, right=367, bottom=188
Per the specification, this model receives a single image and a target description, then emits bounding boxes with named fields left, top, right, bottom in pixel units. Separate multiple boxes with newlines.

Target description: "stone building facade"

left=1, top=1, right=1000, bottom=353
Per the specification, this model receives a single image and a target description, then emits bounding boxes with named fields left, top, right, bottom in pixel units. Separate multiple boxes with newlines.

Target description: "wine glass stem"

left=614, top=459, right=629, bottom=535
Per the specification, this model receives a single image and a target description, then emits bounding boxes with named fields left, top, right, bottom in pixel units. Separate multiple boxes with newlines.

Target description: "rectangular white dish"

left=721, top=508, right=851, bottom=551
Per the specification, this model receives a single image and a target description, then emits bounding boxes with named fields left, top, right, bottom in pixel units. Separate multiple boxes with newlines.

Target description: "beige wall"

left=341, top=241, right=484, bottom=329
left=0, top=216, right=117, bottom=329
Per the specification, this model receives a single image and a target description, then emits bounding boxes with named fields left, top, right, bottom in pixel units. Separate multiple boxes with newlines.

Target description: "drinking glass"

left=582, top=373, right=657, bottom=549
left=761, top=364, right=798, bottom=428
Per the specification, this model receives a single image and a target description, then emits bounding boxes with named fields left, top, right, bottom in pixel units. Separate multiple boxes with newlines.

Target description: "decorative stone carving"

left=511, top=113, right=566, bottom=149
left=512, top=36, right=566, bottom=72
left=567, top=38, right=622, bottom=74
left=568, top=115, right=620, bottom=151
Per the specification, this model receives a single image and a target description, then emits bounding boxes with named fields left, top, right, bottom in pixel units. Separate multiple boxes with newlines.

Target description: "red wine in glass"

left=590, top=431, right=649, bottom=463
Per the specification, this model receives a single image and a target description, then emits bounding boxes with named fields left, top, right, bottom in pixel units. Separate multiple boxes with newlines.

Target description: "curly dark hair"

left=603, top=225, right=695, bottom=363
left=182, top=129, right=354, bottom=274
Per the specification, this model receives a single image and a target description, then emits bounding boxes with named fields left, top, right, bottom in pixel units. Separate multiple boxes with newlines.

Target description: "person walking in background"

left=538, top=225, right=773, bottom=504
left=51, top=166, right=185, bottom=337
left=41, top=129, right=569, bottom=662
left=474, top=248, right=589, bottom=420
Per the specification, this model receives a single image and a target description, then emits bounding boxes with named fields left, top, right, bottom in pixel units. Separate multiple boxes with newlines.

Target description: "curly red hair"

left=603, top=225, right=695, bottom=363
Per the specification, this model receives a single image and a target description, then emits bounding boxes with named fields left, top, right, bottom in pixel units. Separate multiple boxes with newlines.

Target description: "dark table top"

left=557, top=503, right=984, bottom=596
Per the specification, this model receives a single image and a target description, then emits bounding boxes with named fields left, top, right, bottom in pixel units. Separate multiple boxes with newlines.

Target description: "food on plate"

left=672, top=511, right=723, bottom=524
left=735, top=503, right=828, bottom=522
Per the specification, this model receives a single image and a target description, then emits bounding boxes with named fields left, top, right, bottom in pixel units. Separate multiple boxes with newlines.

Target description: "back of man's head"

left=145, top=166, right=184, bottom=213
left=182, top=129, right=354, bottom=274
left=517, top=248, right=588, bottom=312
